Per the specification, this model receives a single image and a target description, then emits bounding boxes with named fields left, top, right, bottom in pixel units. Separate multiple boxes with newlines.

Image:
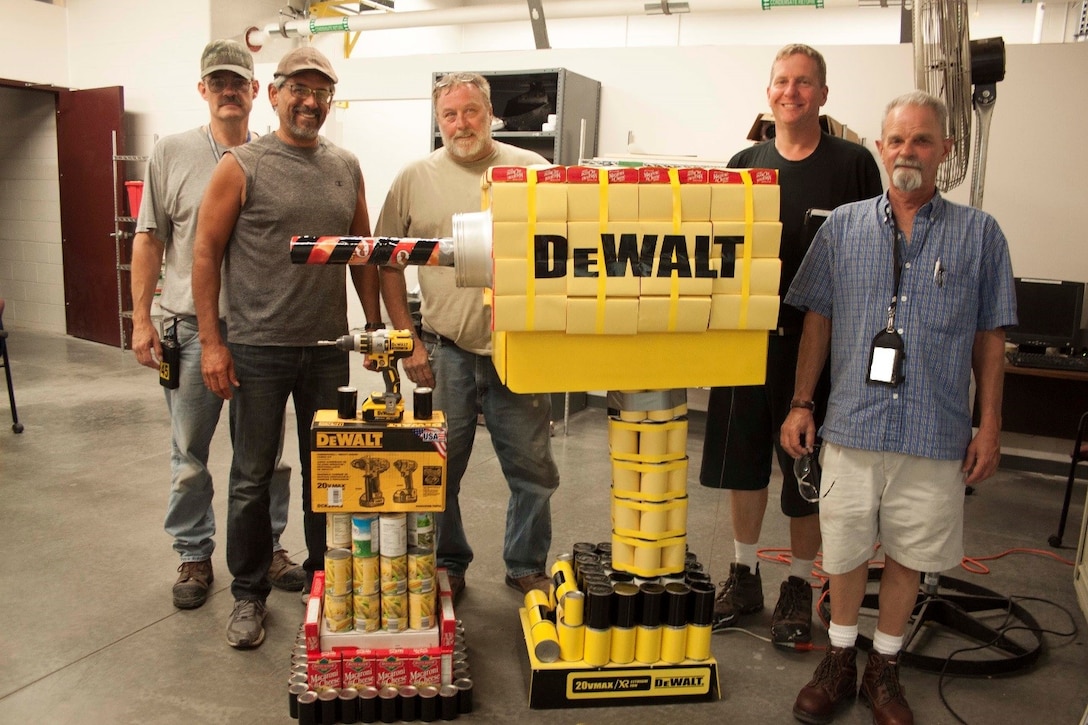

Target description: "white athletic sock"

left=872, top=629, right=904, bottom=657
left=827, top=622, right=859, bottom=650
left=734, top=541, right=759, bottom=571
left=790, top=557, right=815, bottom=581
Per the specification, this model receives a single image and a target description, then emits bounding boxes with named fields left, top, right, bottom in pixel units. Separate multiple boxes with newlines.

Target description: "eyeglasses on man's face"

left=284, top=82, right=334, bottom=105
left=204, top=75, right=251, bottom=94
left=794, top=443, right=822, bottom=503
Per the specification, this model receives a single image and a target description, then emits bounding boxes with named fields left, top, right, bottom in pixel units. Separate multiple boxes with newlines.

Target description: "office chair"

left=1048, top=411, right=1088, bottom=548
left=0, top=299, right=24, bottom=434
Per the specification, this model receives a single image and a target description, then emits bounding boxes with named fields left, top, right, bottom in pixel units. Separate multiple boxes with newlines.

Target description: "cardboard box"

left=310, top=410, right=447, bottom=513
left=518, top=608, right=720, bottom=709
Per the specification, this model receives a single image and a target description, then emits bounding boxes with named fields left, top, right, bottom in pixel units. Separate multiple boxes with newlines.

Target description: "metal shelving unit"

left=111, top=130, right=147, bottom=351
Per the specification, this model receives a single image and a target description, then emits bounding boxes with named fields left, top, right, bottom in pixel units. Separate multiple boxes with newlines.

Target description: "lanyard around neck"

left=205, top=126, right=251, bottom=163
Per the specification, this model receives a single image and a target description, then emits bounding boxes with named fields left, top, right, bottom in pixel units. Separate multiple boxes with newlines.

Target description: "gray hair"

left=432, top=72, right=492, bottom=108
left=881, top=90, right=949, bottom=136
left=771, top=44, right=827, bottom=88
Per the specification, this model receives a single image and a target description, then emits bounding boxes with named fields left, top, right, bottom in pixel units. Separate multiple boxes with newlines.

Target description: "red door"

left=56, top=86, right=125, bottom=347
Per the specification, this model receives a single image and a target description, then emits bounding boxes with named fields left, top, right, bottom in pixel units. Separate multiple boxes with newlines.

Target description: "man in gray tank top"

left=130, top=39, right=304, bottom=612
left=192, top=46, right=383, bottom=649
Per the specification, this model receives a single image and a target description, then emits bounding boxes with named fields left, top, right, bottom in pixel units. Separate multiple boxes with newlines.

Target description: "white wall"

left=0, top=87, right=64, bottom=331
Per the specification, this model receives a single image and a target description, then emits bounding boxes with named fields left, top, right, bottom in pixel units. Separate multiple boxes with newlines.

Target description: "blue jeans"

left=424, top=338, right=560, bottom=579
left=163, top=317, right=291, bottom=562
left=226, top=343, right=347, bottom=601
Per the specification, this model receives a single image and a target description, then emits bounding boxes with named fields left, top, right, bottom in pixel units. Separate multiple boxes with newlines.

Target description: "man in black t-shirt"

left=701, top=44, right=883, bottom=645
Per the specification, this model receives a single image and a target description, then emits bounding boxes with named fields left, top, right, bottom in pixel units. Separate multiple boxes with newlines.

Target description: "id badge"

left=868, top=328, right=904, bottom=386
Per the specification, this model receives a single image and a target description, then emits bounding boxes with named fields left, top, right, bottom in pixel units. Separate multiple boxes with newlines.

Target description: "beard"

left=283, top=105, right=324, bottom=141
left=891, top=164, right=923, bottom=192
left=442, top=128, right=491, bottom=162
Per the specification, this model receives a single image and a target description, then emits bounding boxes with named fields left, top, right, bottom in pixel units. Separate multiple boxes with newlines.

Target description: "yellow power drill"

left=319, top=329, right=415, bottom=422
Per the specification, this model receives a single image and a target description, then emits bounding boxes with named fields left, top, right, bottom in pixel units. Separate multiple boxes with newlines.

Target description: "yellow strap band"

left=740, top=170, right=755, bottom=329
left=595, top=168, right=609, bottom=334
left=526, top=172, right=537, bottom=331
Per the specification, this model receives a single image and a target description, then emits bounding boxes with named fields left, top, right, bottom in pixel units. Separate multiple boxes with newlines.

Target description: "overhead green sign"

left=761, top=0, right=824, bottom=8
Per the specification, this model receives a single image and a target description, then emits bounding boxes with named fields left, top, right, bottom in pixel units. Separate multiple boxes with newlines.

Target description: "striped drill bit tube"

left=290, top=235, right=456, bottom=269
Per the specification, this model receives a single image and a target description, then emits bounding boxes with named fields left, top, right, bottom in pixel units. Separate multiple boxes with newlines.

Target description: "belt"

left=420, top=330, right=459, bottom=348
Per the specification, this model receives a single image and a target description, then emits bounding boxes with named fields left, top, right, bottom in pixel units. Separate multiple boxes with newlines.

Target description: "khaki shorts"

left=818, top=442, right=966, bottom=575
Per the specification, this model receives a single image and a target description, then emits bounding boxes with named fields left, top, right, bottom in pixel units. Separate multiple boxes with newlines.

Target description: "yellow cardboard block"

left=708, top=294, right=781, bottom=331
left=710, top=184, right=780, bottom=222
left=491, top=294, right=567, bottom=332
left=564, top=222, right=641, bottom=297
left=639, top=222, right=715, bottom=297
left=565, top=166, right=641, bottom=222
left=637, top=296, right=712, bottom=333
left=712, top=221, right=783, bottom=259
left=492, top=221, right=568, bottom=260
left=566, top=297, right=639, bottom=335
left=711, top=257, right=781, bottom=296
left=493, top=330, right=768, bottom=392
left=493, top=258, right=568, bottom=296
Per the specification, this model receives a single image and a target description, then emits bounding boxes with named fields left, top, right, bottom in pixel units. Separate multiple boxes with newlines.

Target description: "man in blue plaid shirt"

left=781, top=90, right=1017, bottom=725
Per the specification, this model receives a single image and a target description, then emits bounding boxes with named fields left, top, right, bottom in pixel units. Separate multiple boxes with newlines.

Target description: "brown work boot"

left=267, top=550, right=306, bottom=591
left=173, top=559, right=213, bottom=610
left=793, top=645, right=858, bottom=724
left=711, top=562, right=764, bottom=631
left=860, top=650, right=913, bottom=725
left=505, top=572, right=551, bottom=595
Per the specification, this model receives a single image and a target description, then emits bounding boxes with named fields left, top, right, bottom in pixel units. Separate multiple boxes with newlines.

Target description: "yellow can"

left=382, top=592, right=408, bottom=631
left=353, top=592, right=380, bottom=632
left=353, top=555, right=379, bottom=595
left=409, top=590, right=436, bottom=630
left=324, top=548, right=353, bottom=596
left=324, top=593, right=353, bottom=632
left=408, top=549, right=436, bottom=591
left=380, top=554, right=408, bottom=595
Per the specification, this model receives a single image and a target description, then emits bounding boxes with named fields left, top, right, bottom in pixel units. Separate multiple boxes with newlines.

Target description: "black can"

left=414, top=386, right=434, bottom=419
left=339, top=687, right=360, bottom=724
left=338, top=386, right=358, bottom=419
left=418, top=685, right=439, bottom=723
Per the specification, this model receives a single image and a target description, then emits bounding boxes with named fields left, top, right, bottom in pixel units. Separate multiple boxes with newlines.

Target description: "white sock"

left=872, top=629, right=904, bottom=657
left=790, top=557, right=815, bottom=581
left=827, top=622, right=858, bottom=650
left=734, top=541, right=759, bottom=570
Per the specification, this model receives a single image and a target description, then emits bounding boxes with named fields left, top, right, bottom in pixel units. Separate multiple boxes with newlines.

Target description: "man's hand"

left=963, top=425, right=1001, bottom=485
left=132, top=321, right=162, bottom=370
left=781, top=408, right=817, bottom=459
left=402, top=345, right=434, bottom=389
left=201, top=341, right=238, bottom=400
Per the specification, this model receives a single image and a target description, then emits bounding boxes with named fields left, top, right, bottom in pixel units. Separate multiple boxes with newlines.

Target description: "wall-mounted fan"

left=913, top=0, right=1006, bottom=207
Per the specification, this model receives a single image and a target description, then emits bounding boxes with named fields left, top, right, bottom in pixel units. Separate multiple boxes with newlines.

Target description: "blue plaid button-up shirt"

left=785, top=191, right=1017, bottom=461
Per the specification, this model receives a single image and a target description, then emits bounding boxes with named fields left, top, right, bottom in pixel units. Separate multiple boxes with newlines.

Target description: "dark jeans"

left=225, top=343, right=347, bottom=601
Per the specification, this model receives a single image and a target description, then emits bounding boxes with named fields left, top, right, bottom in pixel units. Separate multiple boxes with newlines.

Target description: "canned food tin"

left=338, top=385, right=358, bottom=419
left=408, top=512, right=435, bottom=551
left=382, top=592, right=408, bottom=631
left=380, top=554, right=408, bottom=595
left=324, top=593, right=353, bottom=632
left=408, top=549, right=436, bottom=593
left=327, top=513, right=352, bottom=549
left=325, top=548, right=353, bottom=596
left=353, top=592, right=380, bottom=632
left=409, top=589, right=436, bottom=630
left=352, top=514, right=380, bottom=557
left=353, top=554, right=380, bottom=595
left=379, top=513, right=407, bottom=557
left=414, top=387, right=433, bottom=420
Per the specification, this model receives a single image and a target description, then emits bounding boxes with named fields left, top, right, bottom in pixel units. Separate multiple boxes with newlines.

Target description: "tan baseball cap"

left=200, top=39, right=254, bottom=81
left=274, top=46, right=338, bottom=84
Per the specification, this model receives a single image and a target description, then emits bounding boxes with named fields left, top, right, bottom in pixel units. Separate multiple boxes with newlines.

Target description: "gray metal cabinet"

left=431, top=68, right=600, bottom=165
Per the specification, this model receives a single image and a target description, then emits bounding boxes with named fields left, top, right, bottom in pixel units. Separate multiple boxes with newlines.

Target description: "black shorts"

left=698, top=334, right=830, bottom=518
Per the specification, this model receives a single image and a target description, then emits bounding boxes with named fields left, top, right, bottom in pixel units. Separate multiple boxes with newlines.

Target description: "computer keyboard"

left=1006, top=350, right=1088, bottom=372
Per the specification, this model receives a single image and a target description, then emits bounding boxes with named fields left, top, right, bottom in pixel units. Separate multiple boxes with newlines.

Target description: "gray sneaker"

left=226, top=599, right=267, bottom=649
left=172, top=560, right=213, bottom=610
left=268, top=550, right=306, bottom=591
left=711, top=563, right=764, bottom=631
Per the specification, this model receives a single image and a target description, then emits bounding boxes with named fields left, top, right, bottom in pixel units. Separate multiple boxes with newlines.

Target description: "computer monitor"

left=1006, top=278, right=1087, bottom=352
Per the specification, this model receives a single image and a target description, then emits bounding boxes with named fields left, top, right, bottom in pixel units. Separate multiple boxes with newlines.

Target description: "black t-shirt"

left=729, top=133, right=883, bottom=329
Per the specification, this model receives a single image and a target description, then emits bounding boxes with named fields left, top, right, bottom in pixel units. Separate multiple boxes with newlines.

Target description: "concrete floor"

left=1, top=327, right=1087, bottom=725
